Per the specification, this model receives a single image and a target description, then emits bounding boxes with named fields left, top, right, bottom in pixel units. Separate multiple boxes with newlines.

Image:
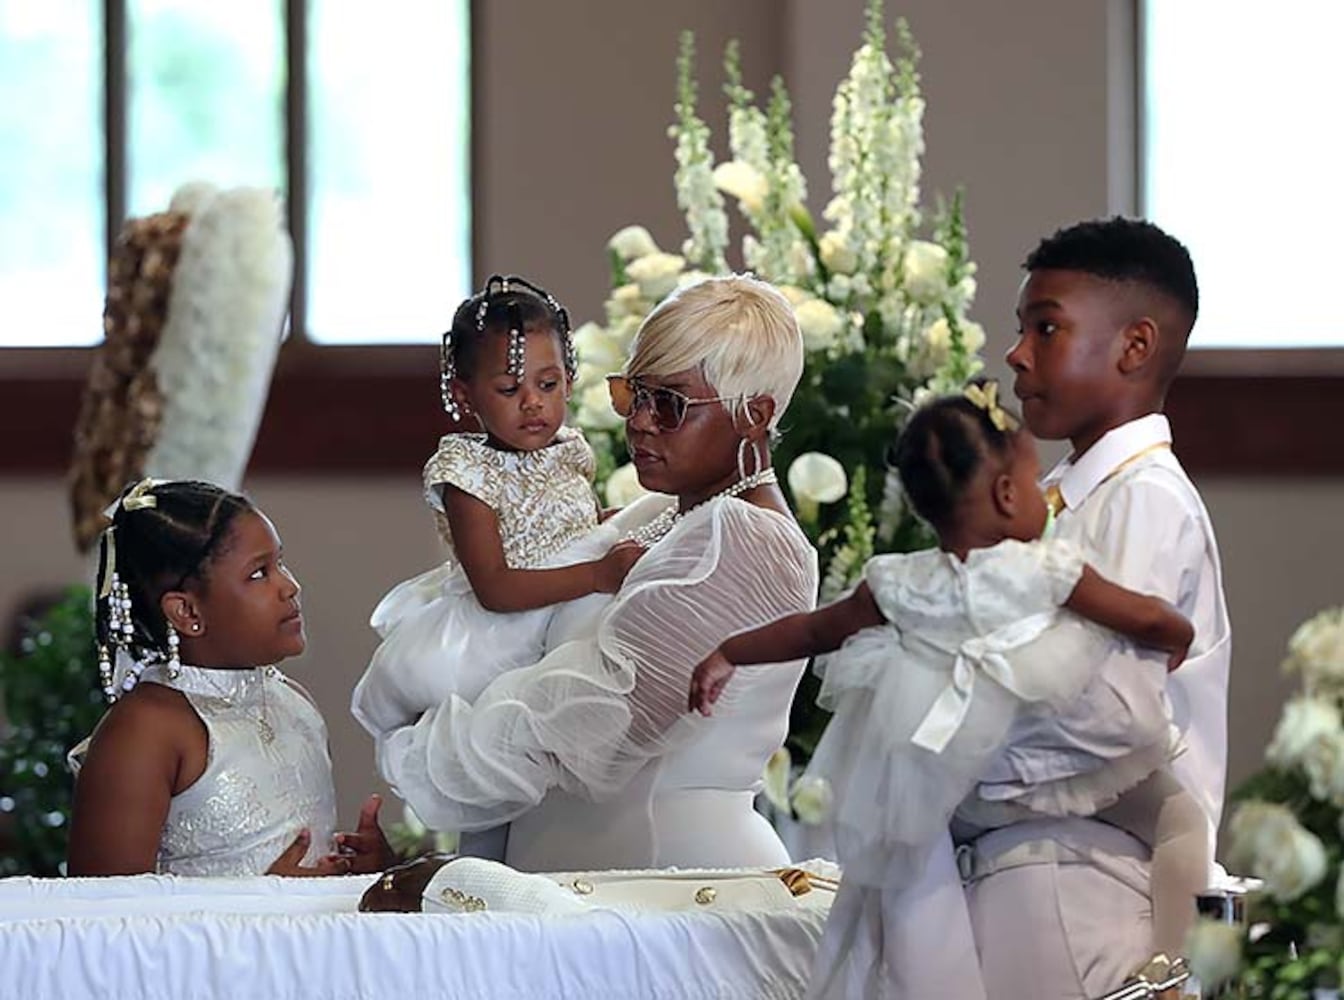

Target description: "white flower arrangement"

left=147, top=185, right=292, bottom=489
left=573, top=0, right=985, bottom=760
left=1187, top=605, right=1344, bottom=995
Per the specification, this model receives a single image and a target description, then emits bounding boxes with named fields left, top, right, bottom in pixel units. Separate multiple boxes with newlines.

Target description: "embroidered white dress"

left=152, top=663, right=338, bottom=876
left=351, top=426, right=617, bottom=738
left=804, top=538, right=1115, bottom=999
left=376, top=494, right=819, bottom=871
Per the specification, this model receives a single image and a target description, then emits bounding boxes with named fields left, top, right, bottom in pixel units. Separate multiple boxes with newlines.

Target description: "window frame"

left=2, top=1, right=1338, bottom=477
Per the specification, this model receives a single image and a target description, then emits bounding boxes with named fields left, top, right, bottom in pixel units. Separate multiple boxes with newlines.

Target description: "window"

left=1142, top=1, right=1344, bottom=350
left=0, top=0, right=470, bottom=348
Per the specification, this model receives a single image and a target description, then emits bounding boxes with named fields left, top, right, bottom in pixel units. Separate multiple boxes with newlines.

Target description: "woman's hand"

left=593, top=541, right=646, bottom=593
left=266, top=829, right=352, bottom=877
left=689, top=648, right=737, bottom=716
left=334, top=793, right=397, bottom=874
left=358, top=854, right=457, bottom=912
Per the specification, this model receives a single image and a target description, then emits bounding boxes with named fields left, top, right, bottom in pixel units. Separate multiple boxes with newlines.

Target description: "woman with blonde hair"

left=374, top=274, right=818, bottom=870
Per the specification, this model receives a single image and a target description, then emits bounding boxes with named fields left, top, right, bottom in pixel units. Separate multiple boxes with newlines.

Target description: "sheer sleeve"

left=377, top=499, right=818, bottom=832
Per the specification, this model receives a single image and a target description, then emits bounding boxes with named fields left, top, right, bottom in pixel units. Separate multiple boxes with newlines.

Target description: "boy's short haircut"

left=1024, top=216, right=1199, bottom=330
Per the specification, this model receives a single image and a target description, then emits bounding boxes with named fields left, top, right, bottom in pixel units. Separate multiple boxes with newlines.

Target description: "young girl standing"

left=68, top=478, right=391, bottom=877
left=689, top=382, right=1207, bottom=994
left=351, top=275, right=642, bottom=739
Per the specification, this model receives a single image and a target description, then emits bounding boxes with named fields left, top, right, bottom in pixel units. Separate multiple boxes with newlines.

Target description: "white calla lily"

left=788, top=452, right=848, bottom=526
left=712, top=160, right=769, bottom=216
left=789, top=775, right=834, bottom=825
left=762, top=746, right=793, bottom=814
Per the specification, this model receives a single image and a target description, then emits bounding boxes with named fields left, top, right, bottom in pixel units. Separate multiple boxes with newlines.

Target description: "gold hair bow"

left=962, top=382, right=1018, bottom=433
left=96, top=478, right=160, bottom=598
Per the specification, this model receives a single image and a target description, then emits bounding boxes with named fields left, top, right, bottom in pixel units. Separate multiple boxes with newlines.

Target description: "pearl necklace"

left=623, top=468, right=779, bottom=548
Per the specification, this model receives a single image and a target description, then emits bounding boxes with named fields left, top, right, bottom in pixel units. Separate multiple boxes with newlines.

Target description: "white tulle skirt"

left=351, top=523, right=620, bottom=739
left=805, top=616, right=1110, bottom=889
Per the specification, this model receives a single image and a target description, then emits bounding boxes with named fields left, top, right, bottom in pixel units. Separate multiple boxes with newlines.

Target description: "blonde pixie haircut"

left=623, top=274, right=804, bottom=431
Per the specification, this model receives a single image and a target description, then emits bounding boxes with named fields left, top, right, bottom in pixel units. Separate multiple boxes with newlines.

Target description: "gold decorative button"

left=694, top=886, right=717, bottom=906
left=572, top=878, right=594, bottom=895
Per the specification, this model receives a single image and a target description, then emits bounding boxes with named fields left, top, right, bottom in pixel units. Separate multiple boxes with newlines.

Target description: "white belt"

left=957, top=818, right=1150, bottom=896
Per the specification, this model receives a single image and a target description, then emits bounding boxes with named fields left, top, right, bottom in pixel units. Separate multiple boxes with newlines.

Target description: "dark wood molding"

left=4, top=362, right=1341, bottom=477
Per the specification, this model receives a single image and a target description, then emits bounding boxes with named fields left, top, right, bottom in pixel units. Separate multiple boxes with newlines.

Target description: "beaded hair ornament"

left=95, top=478, right=182, bottom=702
left=439, top=274, right=577, bottom=421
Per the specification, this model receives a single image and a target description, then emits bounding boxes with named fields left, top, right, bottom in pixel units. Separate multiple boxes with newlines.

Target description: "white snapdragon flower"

left=713, top=160, right=769, bottom=216
left=607, top=225, right=659, bottom=262
left=604, top=463, right=648, bottom=508
left=605, top=283, right=649, bottom=323
left=1226, top=800, right=1328, bottom=902
left=793, top=299, right=846, bottom=353
left=1184, top=919, right=1243, bottom=992
left=1266, top=696, right=1343, bottom=768
left=625, top=252, right=686, bottom=301
left=901, top=240, right=949, bottom=304
left=818, top=230, right=858, bottom=275
left=789, top=775, right=834, bottom=825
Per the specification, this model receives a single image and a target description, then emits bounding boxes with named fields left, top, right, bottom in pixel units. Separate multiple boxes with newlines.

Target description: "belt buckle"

left=954, top=843, right=976, bottom=883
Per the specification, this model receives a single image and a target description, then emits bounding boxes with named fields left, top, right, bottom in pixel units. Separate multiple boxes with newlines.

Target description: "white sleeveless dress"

left=151, top=663, right=338, bottom=876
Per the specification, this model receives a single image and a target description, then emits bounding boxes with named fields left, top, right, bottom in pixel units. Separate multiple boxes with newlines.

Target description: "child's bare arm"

left=690, top=583, right=885, bottom=714
left=447, top=485, right=640, bottom=613
left=1065, top=565, right=1193, bottom=671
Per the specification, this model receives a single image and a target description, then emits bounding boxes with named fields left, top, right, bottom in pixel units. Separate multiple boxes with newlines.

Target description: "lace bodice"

left=150, top=664, right=337, bottom=876
left=422, top=426, right=598, bottom=569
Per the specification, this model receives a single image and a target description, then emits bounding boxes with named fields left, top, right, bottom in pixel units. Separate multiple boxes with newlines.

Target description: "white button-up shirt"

left=980, top=414, right=1232, bottom=841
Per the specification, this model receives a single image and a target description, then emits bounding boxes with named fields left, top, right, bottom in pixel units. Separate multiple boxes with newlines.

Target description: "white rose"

left=818, top=230, right=858, bottom=275
left=604, top=463, right=648, bottom=508
left=712, top=160, right=768, bottom=216
left=789, top=775, right=834, bottom=826
left=793, top=298, right=846, bottom=353
left=1227, top=801, right=1328, bottom=902
left=762, top=747, right=792, bottom=814
left=1266, top=696, right=1343, bottom=768
left=1184, top=919, right=1243, bottom=992
left=625, top=252, right=685, bottom=301
left=1284, top=607, right=1344, bottom=685
left=571, top=322, right=625, bottom=372
left=902, top=240, right=949, bottom=304
left=575, top=380, right=622, bottom=431
left=826, top=274, right=853, bottom=302
left=1302, top=729, right=1344, bottom=805
left=607, top=225, right=659, bottom=262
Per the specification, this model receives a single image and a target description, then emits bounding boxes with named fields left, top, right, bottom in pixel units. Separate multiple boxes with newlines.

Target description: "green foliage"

left=0, top=587, right=104, bottom=876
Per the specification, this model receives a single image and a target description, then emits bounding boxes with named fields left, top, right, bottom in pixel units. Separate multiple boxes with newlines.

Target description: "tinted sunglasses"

left=606, top=374, right=731, bottom=432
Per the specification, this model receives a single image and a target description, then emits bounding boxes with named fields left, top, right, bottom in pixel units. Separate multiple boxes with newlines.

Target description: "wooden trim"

left=103, top=0, right=127, bottom=260
left=4, top=366, right=1340, bottom=477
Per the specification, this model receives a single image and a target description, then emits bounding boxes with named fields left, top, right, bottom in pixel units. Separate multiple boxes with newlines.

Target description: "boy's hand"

left=334, top=794, right=397, bottom=874
left=266, top=829, right=352, bottom=877
left=689, top=648, right=737, bottom=716
left=1150, top=600, right=1194, bottom=672
left=593, top=541, right=646, bottom=593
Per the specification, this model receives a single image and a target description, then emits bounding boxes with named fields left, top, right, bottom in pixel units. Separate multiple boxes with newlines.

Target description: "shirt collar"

left=1043, top=414, right=1172, bottom=511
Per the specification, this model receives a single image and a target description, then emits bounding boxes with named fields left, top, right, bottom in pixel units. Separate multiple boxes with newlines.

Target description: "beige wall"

left=3, top=1, right=1340, bottom=832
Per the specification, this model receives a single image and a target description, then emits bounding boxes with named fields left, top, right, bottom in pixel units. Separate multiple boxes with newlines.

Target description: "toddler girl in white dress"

left=690, top=381, right=1207, bottom=995
left=352, top=276, right=643, bottom=740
